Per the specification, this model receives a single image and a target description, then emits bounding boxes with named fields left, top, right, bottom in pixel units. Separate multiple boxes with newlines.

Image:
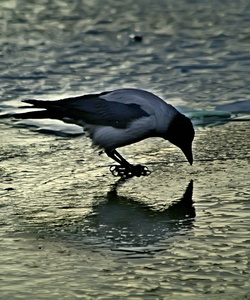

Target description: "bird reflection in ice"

left=84, top=180, right=195, bottom=249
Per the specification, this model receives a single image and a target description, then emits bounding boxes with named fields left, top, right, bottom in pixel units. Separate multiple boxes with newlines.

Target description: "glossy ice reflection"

left=68, top=180, right=194, bottom=249
left=0, top=122, right=249, bottom=299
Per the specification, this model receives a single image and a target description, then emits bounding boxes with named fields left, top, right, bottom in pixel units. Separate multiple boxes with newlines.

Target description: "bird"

left=13, top=88, right=195, bottom=178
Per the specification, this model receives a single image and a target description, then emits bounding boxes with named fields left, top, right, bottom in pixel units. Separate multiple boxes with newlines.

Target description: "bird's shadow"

left=16, top=179, right=195, bottom=255
left=83, top=179, right=195, bottom=250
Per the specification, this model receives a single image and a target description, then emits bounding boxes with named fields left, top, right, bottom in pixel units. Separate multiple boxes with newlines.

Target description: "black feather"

left=13, top=110, right=55, bottom=119
left=13, top=92, right=150, bottom=129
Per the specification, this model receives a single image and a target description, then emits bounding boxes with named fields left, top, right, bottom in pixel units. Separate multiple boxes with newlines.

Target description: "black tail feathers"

left=21, top=99, right=51, bottom=108
left=13, top=99, right=59, bottom=119
left=13, top=110, right=53, bottom=119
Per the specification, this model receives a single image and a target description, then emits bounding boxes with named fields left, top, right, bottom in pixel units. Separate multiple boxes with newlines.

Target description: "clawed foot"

left=109, top=164, right=151, bottom=179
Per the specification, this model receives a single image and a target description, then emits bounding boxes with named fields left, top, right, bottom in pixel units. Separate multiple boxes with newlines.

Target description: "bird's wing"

left=15, top=92, right=150, bottom=129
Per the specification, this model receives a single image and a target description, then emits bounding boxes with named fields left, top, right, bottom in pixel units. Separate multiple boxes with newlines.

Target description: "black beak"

left=182, top=145, right=193, bottom=165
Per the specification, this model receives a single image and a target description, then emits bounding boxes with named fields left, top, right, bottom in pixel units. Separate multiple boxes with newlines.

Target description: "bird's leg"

left=106, top=149, right=151, bottom=178
left=106, top=149, right=131, bottom=167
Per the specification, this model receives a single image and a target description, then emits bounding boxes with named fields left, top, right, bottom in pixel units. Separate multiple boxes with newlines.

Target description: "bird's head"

left=165, top=113, right=195, bottom=165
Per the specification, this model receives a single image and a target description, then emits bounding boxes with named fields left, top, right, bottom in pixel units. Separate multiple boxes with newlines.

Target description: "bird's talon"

left=109, top=164, right=151, bottom=178
left=142, top=166, right=151, bottom=176
left=109, top=165, right=121, bottom=177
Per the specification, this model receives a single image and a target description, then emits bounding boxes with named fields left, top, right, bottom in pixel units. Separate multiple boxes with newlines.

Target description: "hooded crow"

left=14, top=88, right=195, bottom=178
